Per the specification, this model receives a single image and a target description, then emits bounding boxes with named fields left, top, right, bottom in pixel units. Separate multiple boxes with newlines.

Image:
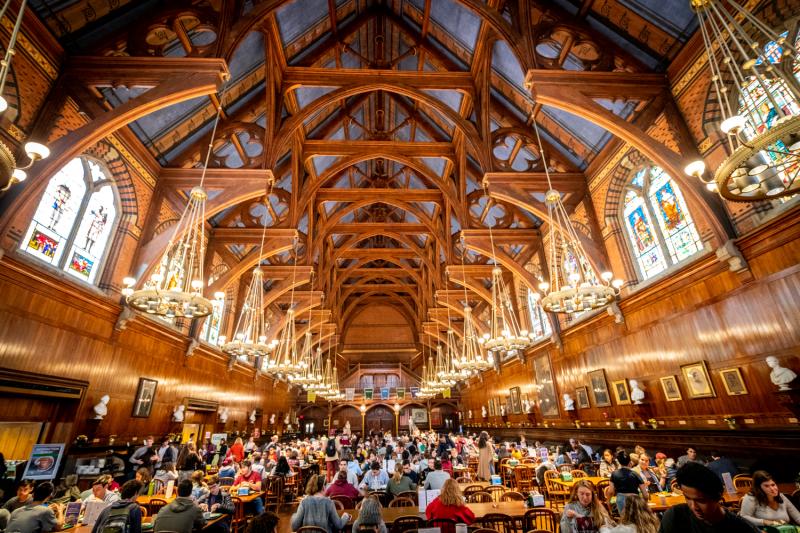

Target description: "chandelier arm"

left=723, top=0, right=782, bottom=42
left=0, top=0, right=26, bottom=94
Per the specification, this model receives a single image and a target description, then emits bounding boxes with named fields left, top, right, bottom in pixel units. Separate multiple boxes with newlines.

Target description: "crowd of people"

left=0, top=428, right=798, bottom=533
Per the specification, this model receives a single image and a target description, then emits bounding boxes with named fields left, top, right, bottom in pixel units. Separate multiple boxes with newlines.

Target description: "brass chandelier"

left=453, top=239, right=493, bottom=373
left=684, top=0, right=800, bottom=200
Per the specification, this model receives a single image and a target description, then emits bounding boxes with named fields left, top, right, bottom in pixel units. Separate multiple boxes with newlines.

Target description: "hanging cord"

left=198, top=82, right=231, bottom=189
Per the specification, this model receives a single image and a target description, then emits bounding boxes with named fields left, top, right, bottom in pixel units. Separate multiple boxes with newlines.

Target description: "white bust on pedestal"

left=219, top=407, right=229, bottom=423
left=249, top=409, right=256, bottom=424
left=93, top=395, right=110, bottom=420
left=269, top=413, right=276, bottom=425
left=481, top=406, right=487, bottom=418
left=767, top=356, right=797, bottom=391
left=172, top=405, right=185, bottom=422
left=630, top=380, right=645, bottom=405
left=563, top=393, right=575, bottom=411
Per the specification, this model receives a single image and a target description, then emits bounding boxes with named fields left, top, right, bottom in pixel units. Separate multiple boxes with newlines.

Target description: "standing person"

left=477, top=432, right=493, bottom=481
left=176, top=442, right=204, bottom=481
left=351, top=496, right=387, bottom=533
left=153, top=480, right=206, bottom=533
left=290, top=475, right=350, bottom=533
left=244, top=437, right=257, bottom=455
left=739, top=470, right=800, bottom=527
left=5, top=482, right=64, bottom=533
left=90, top=480, right=143, bottom=533
left=560, top=480, right=613, bottom=533
left=658, top=463, right=758, bottom=533
left=603, top=495, right=660, bottom=533
left=605, top=451, right=647, bottom=514
left=155, top=437, right=177, bottom=469
left=229, top=438, right=244, bottom=463
left=425, top=479, right=475, bottom=528
left=129, top=437, right=157, bottom=476
left=324, top=436, right=338, bottom=483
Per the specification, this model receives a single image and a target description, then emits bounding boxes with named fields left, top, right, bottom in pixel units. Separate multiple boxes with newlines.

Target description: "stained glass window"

left=622, top=166, right=702, bottom=281
left=526, top=289, right=551, bottom=341
left=20, top=157, right=117, bottom=284
left=200, top=298, right=224, bottom=344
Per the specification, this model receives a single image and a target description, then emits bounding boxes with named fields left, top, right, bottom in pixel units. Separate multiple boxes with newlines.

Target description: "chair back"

left=596, top=479, right=610, bottom=502
left=147, top=498, right=169, bottom=515
left=330, top=495, right=354, bottom=510
left=263, top=475, right=285, bottom=508
left=522, top=508, right=558, bottom=533
left=426, top=517, right=456, bottom=533
left=514, top=465, right=535, bottom=492
left=455, top=476, right=471, bottom=484
left=462, top=485, right=484, bottom=499
left=296, top=527, right=328, bottom=533
left=391, top=516, right=424, bottom=533
left=500, top=491, right=525, bottom=501
left=478, top=512, right=515, bottom=533
left=571, top=469, right=587, bottom=479
left=356, top=527, right=379, bottom=533
left=466, top=491, right=492, bottom=503
left=396, top=491, right=418, bottom=504
left=388, top=496, right=415, bottom=507
left=485, top=485, right=505, bottom=502
left=733, top=475, right=753, bottom=494
left=138, top=506, right=148, bottom=518
left=219, top=476, right=235, bottom=487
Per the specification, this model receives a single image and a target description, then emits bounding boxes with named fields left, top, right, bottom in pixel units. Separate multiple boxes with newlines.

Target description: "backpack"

left=100, top=503, right=135, bottom=533
left=326, top=439, right=336, bottom=457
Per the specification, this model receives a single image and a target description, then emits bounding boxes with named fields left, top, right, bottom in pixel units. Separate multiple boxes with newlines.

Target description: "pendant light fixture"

left=271, top=237, right=304, bottom=380
left=218, top=178, right=279, bottom=363
left=529, top=120, right=624, bottom=314
left=122, top=93, right=229, bottom=319
left=454, top=236, right=493, bottom=373
left=684, top=0, right=800, bottom=200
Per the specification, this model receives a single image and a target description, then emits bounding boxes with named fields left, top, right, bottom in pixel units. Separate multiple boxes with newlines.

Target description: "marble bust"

left=172, top=405, right=185, bottom=422
left=93, top=395, right=110, bottom=419
left=481, top=406, right=487, bottom=418
left=218, top=407, right=229, bottom=423
left=522, top=398, right=532, bottom=413
left=249, top=409, right=256, bottom=423
left=766, top=356, right=797, bottom=391
left=500, top=404, right=506, bottom=416
left=563, top=393, right=575, bottom=411
left=630, top=380, right=645, bottom=405
left=467, top=410, right=472, bottom=419
left=269, top=413, right=276, bottom=425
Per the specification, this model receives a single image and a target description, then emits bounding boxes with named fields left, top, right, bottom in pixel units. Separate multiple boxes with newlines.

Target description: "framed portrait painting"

left=611, top=380, right=631, bottom=405
left=132, top=378, right=157, bottom=418
left=533, top=354, right=559, bottom=417
left=509, top=387, right=522, bottom=414
left=588, top=369, right=611, bottom=407
left=681, top=361, right=716, bottom=399
left=575, top=386, right=590, bottom=409
left=720, top=367, right=748, bottom=396
left=660, top=376, right=682, bottom=401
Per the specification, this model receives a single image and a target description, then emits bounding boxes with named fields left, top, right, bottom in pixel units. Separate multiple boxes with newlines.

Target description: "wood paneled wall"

left=0, top=255, right=293, bottom=444
left=461, top=205, right=800, bottom=445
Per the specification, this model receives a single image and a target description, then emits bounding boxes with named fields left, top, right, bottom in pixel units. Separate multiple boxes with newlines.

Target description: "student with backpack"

left=153, top=480, right=206, bottom=533
left=324, top=435, right=338, bottom=483
left=90, top=480, right=143, bottom=533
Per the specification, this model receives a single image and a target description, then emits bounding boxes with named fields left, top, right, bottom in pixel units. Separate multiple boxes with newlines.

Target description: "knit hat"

left=359, top=497, right=383, bottom=526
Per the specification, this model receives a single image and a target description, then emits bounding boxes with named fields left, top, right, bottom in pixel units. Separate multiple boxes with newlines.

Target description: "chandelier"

left=269, top=237, right=304, bottom=380
left=438, top=328, right=470, bottom=383
left=684, top=0, right=800, bottom=201
left=219, top=179, right=279, bottom=363
left=528, top=121, right=623, bottom=314
left=0, top=0, right=50, bottom=193
left=452, top=241, right=493, bottom=372
left=291, top=331, right=316, bottom=387
left=482, top=264, right=536, bottom=353
left=122, top=91, right=228, bottom=319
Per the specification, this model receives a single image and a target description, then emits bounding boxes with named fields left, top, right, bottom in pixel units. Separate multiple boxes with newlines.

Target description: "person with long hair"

left=387, top=462, right=416, bottom=498
left=598, top=449, right=619, bottom=478
left=229, top=437, right=245, bottom=463
left=177, top=442, right=204, bottom=481
left=425, top=478, right=475, bottom=526
left=477, top=431, right=493, bottom=481
left=245, top=512, right=279, bottom=533
left=560, top=480, right=613, bottom=533
left=270, top=456, right=292, bottom=477
left=740, top=470, right=800, bottom=527
left=602, top=495, right=659, bottom=533
left=351, top=496, right=387, bottom=533
left=290, top=474, right=350, bottom=533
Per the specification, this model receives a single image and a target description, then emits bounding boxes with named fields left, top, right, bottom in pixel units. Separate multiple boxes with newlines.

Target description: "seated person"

left=359, top=461, right=389, bottom=493
left=425, top=479, right=474, bottom=528
left=2, top=481, right=34, bottom=513
left=334, top=460, right=359, bottom=490
left=325, top=471, right=360, bottom=500
left=269, top=456, right=292, bottom=477
left=387, top=464, right=416, bottom=498
left=291, top=475, right=350, bottom=532
left=54, top=475, right=81, bottom=502
left=153, top=479, right=206, bottom=533
left=91, top=480, right=143, bottom=533
left=351, top=496, right=387, bottom=533
left=5, top=481, right=64, bottom=533
left=199, top=476, right=235, bottom=533
left=658, top=463, right=758, bottom=533
left=402, top=461, right=419, bottom=484
left=423, top=460, right=450, bottom=491
left=245, top=512, right=279, bottom=533
left=739, top=470, right=800, bottom=527
left=84, top=475, right=121, bottom=504
left=190, top=470, right=209, bottom=502
left=217, top=459, right=237, bottom=480
left=233, top=460, right=264, bottom=515
left=153, top=463, right=179, bottom=487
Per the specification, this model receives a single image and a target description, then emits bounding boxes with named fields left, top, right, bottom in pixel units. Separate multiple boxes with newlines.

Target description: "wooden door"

left=0, top=422, right=43, bottom=460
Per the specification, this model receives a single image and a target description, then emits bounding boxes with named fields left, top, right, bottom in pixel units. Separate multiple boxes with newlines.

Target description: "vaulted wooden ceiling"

left=31, top=0, right=700, bottom=367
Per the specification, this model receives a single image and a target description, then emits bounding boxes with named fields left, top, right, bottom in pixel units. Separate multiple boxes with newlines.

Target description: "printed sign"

left=22, top=443, right=65, bottom=480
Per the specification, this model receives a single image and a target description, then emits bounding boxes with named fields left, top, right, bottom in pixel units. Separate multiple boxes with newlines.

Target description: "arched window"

left=622, top=166, right=703, bottom=281
left=200, top=298, right=225, bottom=344
left=526, top=289, right=551, bottom=341
left=20, top=157, right=118, bottom=284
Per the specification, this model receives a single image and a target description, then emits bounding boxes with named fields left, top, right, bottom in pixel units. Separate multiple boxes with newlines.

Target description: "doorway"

left=0, top=422, right=43, bottom=460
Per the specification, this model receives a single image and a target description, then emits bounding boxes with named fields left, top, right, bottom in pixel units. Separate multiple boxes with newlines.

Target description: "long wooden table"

left=646, top=491, right=741, bottom=512
left=70, top=514, right=227, bottom=533
left=552, top=476, right=606, bottom=488
left=341, top=500, right=529, bottom=524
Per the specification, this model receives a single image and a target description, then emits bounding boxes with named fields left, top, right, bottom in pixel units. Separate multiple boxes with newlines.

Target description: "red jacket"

left=425, top=497, right=475, bottom=525
left=325, top=479, right=360, bottom=500
left=229, top=442, right=244, bottom=463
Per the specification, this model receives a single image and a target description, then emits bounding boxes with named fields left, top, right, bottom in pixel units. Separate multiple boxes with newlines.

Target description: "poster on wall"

left=411, top=408, right=428, bottom=423
left=22, top=444, right=65, bottom=480
left=410, top=387, right=419, bottom=398
left=210, top=433, right=228, bottom=446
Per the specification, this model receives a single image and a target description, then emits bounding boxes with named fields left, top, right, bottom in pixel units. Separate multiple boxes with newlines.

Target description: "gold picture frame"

left=611, top=379, right=631, bottom=405
left=681, top=361, right=716, bottom=399
left=575, top=386, right=590, bottom=409
left=719, top=367, right=748, bottom=396
left=659, top=375, right=682, bottom=401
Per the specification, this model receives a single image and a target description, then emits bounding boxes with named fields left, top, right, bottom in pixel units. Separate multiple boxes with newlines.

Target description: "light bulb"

left=0, top=96, right=7, bottom=113
left=538, top=281, right=550, bottom=291
left=11, top=169, right=26, bottom=182
left=122, top=277, right=136, bottom=286
left=218, top=336, right=227, bottom=345
left=24, top=142, right=50, bottom=160
left=612, top=279, right=624, bottom=289
left=214, top=291, right=225, bottom=300
left=191, top=279, right=203, bottom=290
left=720, top=115, right=747, bottom=135
left=706, top=182, right=718, bottom=192
left=684, top=160, right=706, bottom=178
left=600, top=271, right=613, bottom=282
left=121, top=287, right=134, bottom=297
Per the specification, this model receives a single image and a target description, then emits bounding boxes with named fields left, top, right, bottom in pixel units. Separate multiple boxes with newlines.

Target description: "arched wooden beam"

left=340, top=272, right=417, bottom=303
left=265, top=292, right=323, bottom=343
left=341, top=293, right=420, bottom=337
left=271, top=84, right=491, bottom=172
left=301, top=153, right=462, bottom=224
left=331, top=232, right=436, bottom=274
left=443, top=267, right=494, bottom=307
left=460, top=230, right=540, bottom=294
left=2, top=60, right=229, bottom=236
left=207, top=230, right=298, bottom=293
left=342, top=289, right=422, bottom=325
left=332, top=260, right=424, bottom=296
left=261, top=267, right=315, bottom=310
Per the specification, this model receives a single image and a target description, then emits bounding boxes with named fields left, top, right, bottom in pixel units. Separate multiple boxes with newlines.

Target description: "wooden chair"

left=466, top=491, right=493, bottom=503
left=469, top=529, right=498, bottom=533
left=455, top=476, right=472, bottom=484
left=263, top=475, right=284, bottom=510
left=396, top=490, right=418, bottom=504
left=596, top=479, right=611, bottom=502
left=426, top=517, right=456, bottom=533
left=544, top=471, right=569, bottom=511
left=391, top=516, right=425, bottom=533
left=462, top=485, right=485, bottom=499
left=522, top=507, right=559, bottom=533
left=570, top=470, right=587, bottom=479
left=499, top=458, right=513, bottom=487
left=296, top=527, right=327, bottom=533
left=485, top=485, right=505, bottom=502
left=138, top=506, right=148, bottom=518
left=219, top=477, right=235, bottom=487
left=500, top=491, right=525, bottom=501
left=790, top=489, right=800, bottom=510
left=356, top=527, right=379, bottom=533
left=514, top=466, right=536, bottom=493
left=330, top=495, right=354, bottom=510
left=388, top=496, right=415, bottom=508
left=230, top=496, right=246, bottom=533
left=331, top=499, right=344, bottom=510
left=733, top=475, right=753, bottom=495
left=477, top=512, right=515, bottom=533
left=147, top=498, right=169, bottom=516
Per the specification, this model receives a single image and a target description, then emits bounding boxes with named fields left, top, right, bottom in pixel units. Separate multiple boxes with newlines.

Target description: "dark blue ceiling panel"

left=276, top=0, right=329, bottom=45
left=228, top=31, right=265, bottom=81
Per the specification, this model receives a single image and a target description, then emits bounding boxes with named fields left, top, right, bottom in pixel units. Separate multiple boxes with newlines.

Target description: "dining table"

left=646, top=491, right=741, bottom=512
left=340, top=500, right=530, bottom=524
left=552, top=476, right=606, bottom=488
